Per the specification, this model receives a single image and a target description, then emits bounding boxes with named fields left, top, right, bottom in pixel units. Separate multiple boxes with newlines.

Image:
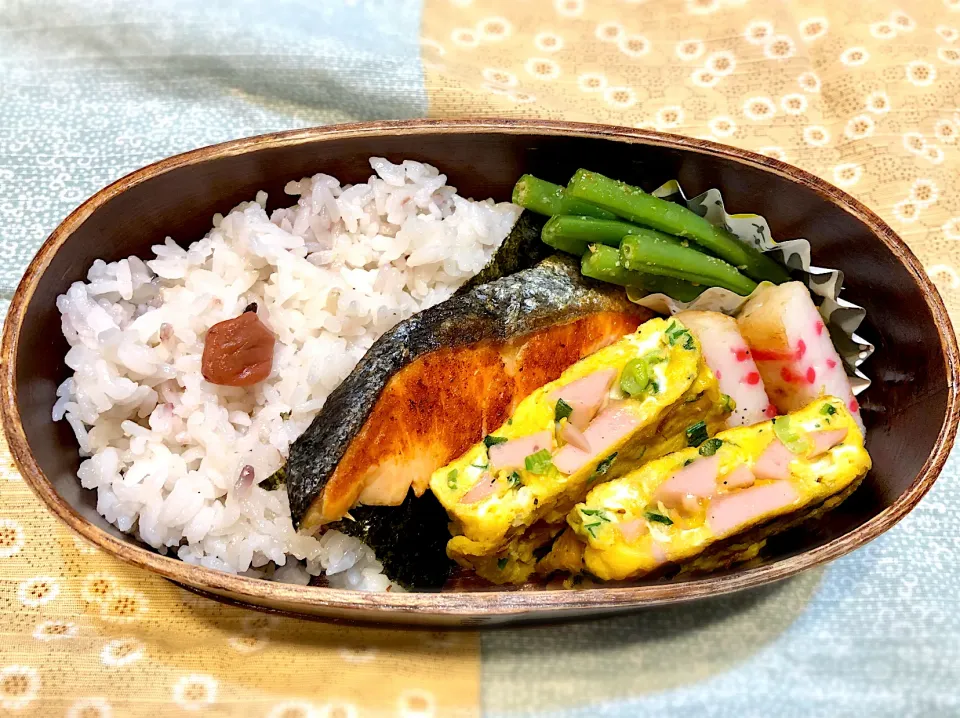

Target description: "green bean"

left=566, top=170, right=790, bottom=284
left=512, top=174, right=618, bottom=220
left=620, top=233, right=758, bottom=296
left=542, top=215, right=651, bottom=249
left=581, top=245, right=707, bottom=302
left=542, top=215, right=691, bottom=257
left=541, top=218, right=595, bottom=256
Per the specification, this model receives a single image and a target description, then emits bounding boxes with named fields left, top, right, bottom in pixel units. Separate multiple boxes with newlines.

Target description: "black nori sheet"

left=329, top=490, right=455, bottom=590
left=454, top=210, right=548, bottom=294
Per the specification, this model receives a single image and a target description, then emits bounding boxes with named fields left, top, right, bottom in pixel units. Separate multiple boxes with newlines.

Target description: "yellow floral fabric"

left=0, top=436, right=478, bottom=716
left=422, top=0, right=960, bottom=317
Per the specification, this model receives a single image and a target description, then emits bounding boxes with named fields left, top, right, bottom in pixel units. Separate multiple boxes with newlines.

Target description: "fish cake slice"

left=737, top=281, right=863, bottom=431
left=676, top=310, right=775, bottom=427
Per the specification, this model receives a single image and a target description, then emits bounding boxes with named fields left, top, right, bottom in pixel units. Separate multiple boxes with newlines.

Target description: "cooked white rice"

left=53, top=157, right=520, bottom=590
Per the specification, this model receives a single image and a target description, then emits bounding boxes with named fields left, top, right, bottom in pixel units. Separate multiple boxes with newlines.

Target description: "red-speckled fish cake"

left=737, top=282, right=863, bottom=431
left=677, top=310, right=775, bottom=427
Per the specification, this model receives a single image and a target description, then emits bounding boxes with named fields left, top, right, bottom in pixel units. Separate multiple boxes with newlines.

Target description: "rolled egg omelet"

left=564, top=396, right=871, bottom=582
left=429, top=317, right=730, bottom=582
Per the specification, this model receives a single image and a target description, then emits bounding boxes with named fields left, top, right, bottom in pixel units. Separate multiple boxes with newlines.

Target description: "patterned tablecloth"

left=1, top=1, right=959, bottom=716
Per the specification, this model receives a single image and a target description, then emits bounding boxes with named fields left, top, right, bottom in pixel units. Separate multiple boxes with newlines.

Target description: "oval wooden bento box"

left=2, top=119, right=957, bottom=626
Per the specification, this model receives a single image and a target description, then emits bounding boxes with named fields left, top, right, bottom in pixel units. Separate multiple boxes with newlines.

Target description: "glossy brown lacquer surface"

left=3, top=120, right=957, bottom=626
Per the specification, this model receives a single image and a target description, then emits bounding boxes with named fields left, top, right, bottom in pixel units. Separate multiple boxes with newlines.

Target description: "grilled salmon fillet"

left=287, top=256, right=650, bottom=532
left=351, top=312, right=645, bottom=506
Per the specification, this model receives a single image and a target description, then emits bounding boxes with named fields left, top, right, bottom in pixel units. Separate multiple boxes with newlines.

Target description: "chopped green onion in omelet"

left=686, top=420, right=709, bottom=447
left=554, top=398, right=574, bottom=422
left=524, top=449, right=554, bottom=474
left=698, top=438, right=724, bottom=456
